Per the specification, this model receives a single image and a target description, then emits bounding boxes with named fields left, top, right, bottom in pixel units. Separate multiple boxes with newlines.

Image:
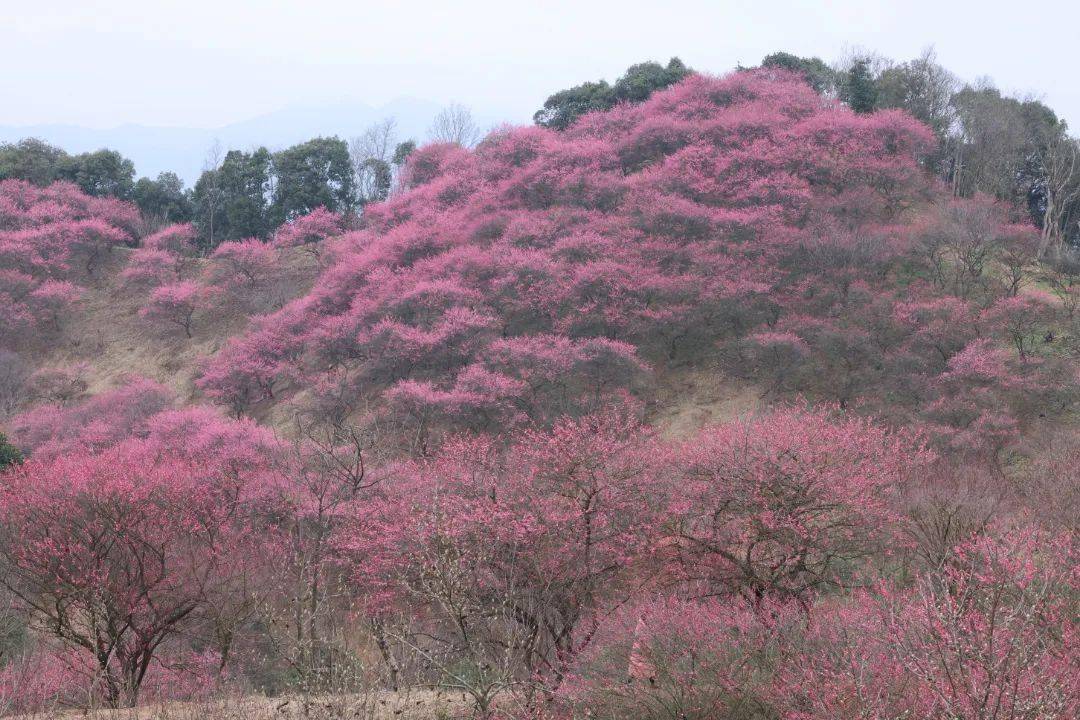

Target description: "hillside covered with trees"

left=0, top=53, right=1077, bottom=720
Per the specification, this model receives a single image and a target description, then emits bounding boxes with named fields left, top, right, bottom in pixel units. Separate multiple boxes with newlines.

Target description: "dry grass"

left=10, top=242, right=763, bottom=439
left=17, top=245, right=318, bottom=417
left=6, top=689, right=464, bottom=720
left=651, top=365, right=763, bottom=437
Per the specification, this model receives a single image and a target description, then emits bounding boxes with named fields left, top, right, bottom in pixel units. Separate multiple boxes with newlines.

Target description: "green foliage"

left=761, top=51, right=838, bottom=94
left=133, top=171, right=192, bottom=224
left=0, top=140, right=136, bottom=199
left=192, top=147, right=273, bottom=249
left=0, top=138, right=68, bottom=185
left=358, top=157, right=392, bottom=205
left=270, top=136, right=356, bottom=224
left=842, top=59, right=879, bottom=114
left=534, top=80, right=614, bottom=130
left=392, top=140, right=417, bottom=167
left=57, top=148, right=136, bottom=199
left=612, top=58, right=691, bottom=103
left=534, top=57, right=691, bottom=130
left=0, top=431, right=22, bottom=471
left=871, top=50, right=956, bottom=174
left=219, top=147, right=273, bottom=239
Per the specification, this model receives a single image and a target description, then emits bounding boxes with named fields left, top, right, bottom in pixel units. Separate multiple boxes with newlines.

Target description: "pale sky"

left=2, top=0, right=1078, bottom=130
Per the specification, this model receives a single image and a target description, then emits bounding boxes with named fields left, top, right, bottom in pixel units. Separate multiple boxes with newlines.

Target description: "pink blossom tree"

left=139, top=281, right=210, bottom=338
left=667, top=407, right=931, bottom=611
left=140, top=223, right=198, bottom=256
left=0, top=180, right=136, bottom=346
left=121, top=248, right=184, bottom=288
left=337, top=407, right=664, bottom=709
left=272, top=207, right=344, bottom=265
left=982, top=291, right=1056, bottom=362
left=208, top=238, right=278, bottom=290
left=0, top=441, right=271, bottom=708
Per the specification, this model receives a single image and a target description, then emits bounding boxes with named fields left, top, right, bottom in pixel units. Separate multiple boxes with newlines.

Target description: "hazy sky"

left=3, top=0, right=1078, bottom=130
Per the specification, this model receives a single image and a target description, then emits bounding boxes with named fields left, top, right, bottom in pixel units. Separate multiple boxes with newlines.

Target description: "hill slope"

left=0, top=70, right=1077, bottom=718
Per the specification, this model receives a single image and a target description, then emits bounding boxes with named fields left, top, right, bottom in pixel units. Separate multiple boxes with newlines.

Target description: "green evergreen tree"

left=270, top=137, right=356, bottom=224
left=0, top=432, right=22, bottom=470
left=844, top=59, right=879, bottom=114
left=760, top=51, right=838, bottom=94
left=535, top=58, right=691, bottom=130
left=192, top=147, right=273, bottom=249
left=134, top=171, right=192, bottom=224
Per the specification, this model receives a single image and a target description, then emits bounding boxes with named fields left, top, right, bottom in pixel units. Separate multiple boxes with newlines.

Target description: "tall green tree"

left=875, top=49, right=956, bottom=138
left=612, top=57, right=691, bottom=102
left=948, top=86, right=1057, bottom=203
left=534, top=58, right=691, bottom=130
left=842, top=59, right=879, bottom=114
left=534, top=80, right=615, bottom=130
left=0, top=141, right=138, bottom=200
left=760, top=52, right=838, bottom=94
left=358, top=158, right=392, bottom=205
left=392, top=140, right=417, bottom=167
left=58, top=149, right=136, bottom=199
left=271, top=136, right=356, bottom=224
left=133, top=172, right=192, bottom=224
left=0, top=138, right=68, bottom=185
left=192, top=147, right=272, bottom=249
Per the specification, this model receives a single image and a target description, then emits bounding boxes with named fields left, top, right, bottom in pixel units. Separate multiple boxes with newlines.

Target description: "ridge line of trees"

left=756, top=47, right=1080, bottom=255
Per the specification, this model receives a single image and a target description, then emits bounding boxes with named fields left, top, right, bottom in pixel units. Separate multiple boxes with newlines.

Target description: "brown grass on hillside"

left=16, top=245, right=317, bottom=413
left=651, top=365, right=763, bottom=437
left=7, top=690, right=464, bottom=720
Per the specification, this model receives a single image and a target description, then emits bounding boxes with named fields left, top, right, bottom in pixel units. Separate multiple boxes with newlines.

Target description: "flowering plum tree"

left=667, top=407, right=931, bottom=611
left=886, top=530, right=1078, bottom=719
left=0, top=180, right=136, bottom=346
left=564, top=596, right=787, bottom=720
left=139, top=281, right=211, bottom=338
left=27, top=280, right=83, bottom=331
left=208, top=238, right=278, bottom=290
left=0, top=441, right=268, bottom=707
left=23, top=363, right=90, bottom=406
left=775, top=530, right=1078, bottom=720
left=199, top=69, right=944, bottom=435
left=982, top=291, right=1056, bottom=362
left=337, top=407, right=664, bottom=709
left=8, top=376, right=173, bottom=459
left=272, top=206, right=344, bottom=265
left=140, top=223, right=198, bottom=256
left=121, top=247, right=184, bottom=288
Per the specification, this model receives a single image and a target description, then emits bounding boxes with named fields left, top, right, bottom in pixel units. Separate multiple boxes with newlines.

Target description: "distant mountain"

left=0, top=98, right=510, bottom=184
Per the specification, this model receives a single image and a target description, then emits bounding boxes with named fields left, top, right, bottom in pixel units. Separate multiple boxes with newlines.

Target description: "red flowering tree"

left=139, top=281, right=211, bottom=338
left=208, top=238, right=278, bottom=290
left=121, top=248, right=184, bottom=288
left=563, top=596, right=789, bottom=719
left=8, top=376, right=173, bottom=459
left=667, top=407, right=931, bottom=611
left=0, top=441, right=270, bottom=708
left=198, top=69, right=939, bottom=434
left=272, top=206, right=344, bottom=265
left=141, top=223, right=198, bottom=256
left=776, top=530, right=1078, bottom=720
left=337, top=407, right=664, bottom=710
left=981, top=290, right=1056, bottom=362
left=0, top=180, right=136, bottom=346
left=889, top=530, right=1077, bottom=719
